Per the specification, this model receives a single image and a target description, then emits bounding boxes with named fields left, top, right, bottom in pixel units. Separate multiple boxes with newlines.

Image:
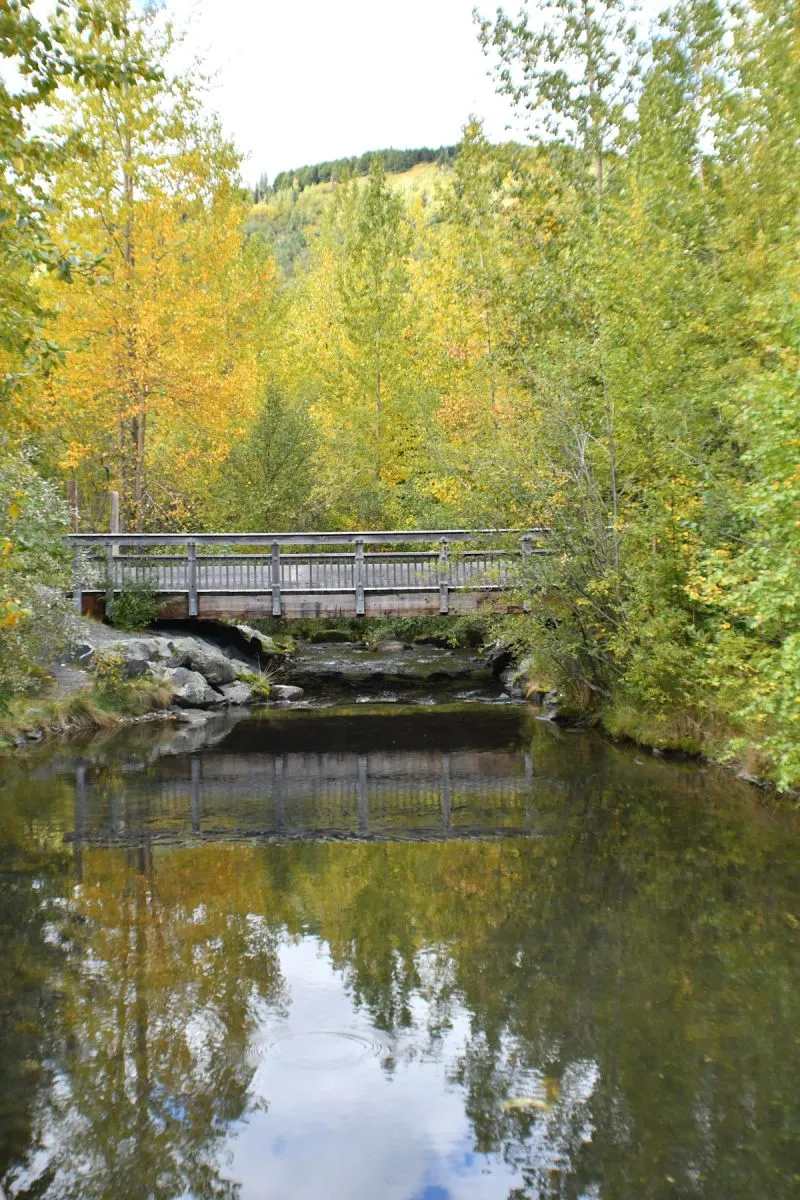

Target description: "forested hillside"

left=262, top=144, right=457, bottom=196
left=1, top=0, right=798, bottom=789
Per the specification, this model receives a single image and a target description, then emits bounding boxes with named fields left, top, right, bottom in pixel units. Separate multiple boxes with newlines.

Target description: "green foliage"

left=0, top=445, right=72, bottom=706
left=91, top=649, right=126, bottom=697
left=207, top=383, right=319, bottom=530
left=236, top=670, right=272, bottom=699
left=106, top=580, right=162, bottom=632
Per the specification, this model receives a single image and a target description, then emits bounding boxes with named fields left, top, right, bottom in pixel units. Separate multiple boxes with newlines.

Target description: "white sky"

left=170, top=0, right=523, bottom=185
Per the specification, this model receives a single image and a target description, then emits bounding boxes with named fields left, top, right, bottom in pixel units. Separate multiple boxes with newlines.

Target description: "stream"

left=1, top=640, right=799, bottom=1199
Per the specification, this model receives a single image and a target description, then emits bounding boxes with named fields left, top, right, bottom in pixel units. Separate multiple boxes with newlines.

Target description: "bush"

left=107, top=581, right=162, bottom=631
left=0, top=445, right=72, bottom=708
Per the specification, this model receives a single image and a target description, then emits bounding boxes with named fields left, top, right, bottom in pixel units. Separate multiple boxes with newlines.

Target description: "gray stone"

left=230, top=658, right=258, bottom=678
left=235, top=623, right=279, bottom=654
left=167, top=638, right=236, bottom=685
left=174, top=710, right=212, bottom=726
left=484, top=641, right=514, bottom=676
left=220, top=680, right=255, bottom=705
left=164, top=667, right=222, bottom=708
left=121, top=656, right=150, bottom=679
left=70, top=641, right=95, bottom=665
left=373, top=639, right=409, bottom=653
left=270, top=684, right=305, bottom=702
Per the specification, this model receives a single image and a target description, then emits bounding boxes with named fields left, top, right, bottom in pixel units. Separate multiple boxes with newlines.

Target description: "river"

left=1, top=699, right=798, bottom=1199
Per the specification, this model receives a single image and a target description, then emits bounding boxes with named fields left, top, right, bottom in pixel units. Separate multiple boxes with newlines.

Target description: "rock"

left=230, top=658, right=258, bottom=679
left=270, top=684, right=305, bottom=702
left=174, top=709, right=212, bottom=726
left=70, top=641, right=95, bottom=666
left=310, top=629, right=352, bottom=644
left=220, top=680, right=255, bottom=705
left=373, top=639, right=409, bottom=653
left=163, top=667, right=222, bottom=708
left=234, top=623, right=279, bottom=654
left=167, top=638, right=236, bottom=685
left=484, top=641, right=514, bottom=677
left=123, top=656, right=151, bottom=679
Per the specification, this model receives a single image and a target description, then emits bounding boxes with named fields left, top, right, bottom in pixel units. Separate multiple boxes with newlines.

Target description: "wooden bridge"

left=69, top=529, right=547, bottom=620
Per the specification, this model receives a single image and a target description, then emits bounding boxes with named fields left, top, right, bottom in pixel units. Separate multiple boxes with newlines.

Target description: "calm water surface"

left=1, top=704, right=798, bottom=1199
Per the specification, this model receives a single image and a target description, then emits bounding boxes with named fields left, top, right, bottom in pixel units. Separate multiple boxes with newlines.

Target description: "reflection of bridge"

left=68, top=747, right=548, bottom=849
left=69, top=529, right=548, bottom=619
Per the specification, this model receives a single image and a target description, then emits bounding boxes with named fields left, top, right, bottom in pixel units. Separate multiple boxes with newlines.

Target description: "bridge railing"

left=68, top=529, right=549, bottom=617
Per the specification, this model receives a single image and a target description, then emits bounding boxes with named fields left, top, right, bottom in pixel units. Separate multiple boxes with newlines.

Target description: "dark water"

left=1, top=704, right=799, bottom=1199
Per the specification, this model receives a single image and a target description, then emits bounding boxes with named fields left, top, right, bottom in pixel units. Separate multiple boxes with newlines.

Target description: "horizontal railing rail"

left=68, top=528, right=548, bottom=547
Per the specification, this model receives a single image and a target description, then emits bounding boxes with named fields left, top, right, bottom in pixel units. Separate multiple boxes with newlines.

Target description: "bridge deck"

left=69, top=529, right=547, bottom=619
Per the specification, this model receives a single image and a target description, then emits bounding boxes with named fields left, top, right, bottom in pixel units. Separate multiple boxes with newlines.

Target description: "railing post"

left=438, top=538, right=449, bottom=614
left=355, top=539, right=365, bottom=616
left=521, top=535, right=532, bottom=565
left=72, top=543, right=83, bottom=614
left=104, top=539, right=114, bottom=617
left=187, top=540, right=198, bottom=618
left=271, top=541, right=282, bottom=617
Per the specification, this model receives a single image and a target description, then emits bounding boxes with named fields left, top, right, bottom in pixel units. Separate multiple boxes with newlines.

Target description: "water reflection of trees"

left=256, top=764, right=800, bottom=1199
left=5, top=844, right=286, bottom=1200
left=3, top=737, right=799, bottom=1198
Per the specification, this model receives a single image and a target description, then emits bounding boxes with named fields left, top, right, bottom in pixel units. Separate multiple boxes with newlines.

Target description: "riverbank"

left=2, top=613, right=793, bottom=800
left=0, top=617, right=298, bottom=753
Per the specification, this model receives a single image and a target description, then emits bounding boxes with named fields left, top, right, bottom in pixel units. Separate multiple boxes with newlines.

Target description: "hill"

left=246, top=159, right=452, bottom=278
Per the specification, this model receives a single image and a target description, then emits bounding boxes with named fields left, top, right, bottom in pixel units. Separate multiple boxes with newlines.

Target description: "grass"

left=0, top=677, right=175, bottom=752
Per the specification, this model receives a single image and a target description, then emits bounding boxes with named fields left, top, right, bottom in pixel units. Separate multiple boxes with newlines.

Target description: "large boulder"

left=163, top=667, right=222, bottom=708
left=220, top=680, right=255, bottom=706
left=167, top=638, right=236, bottom=685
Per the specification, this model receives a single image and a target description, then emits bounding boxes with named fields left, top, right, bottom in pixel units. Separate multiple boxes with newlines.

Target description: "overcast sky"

left=171, top=0, right=523, bottom=184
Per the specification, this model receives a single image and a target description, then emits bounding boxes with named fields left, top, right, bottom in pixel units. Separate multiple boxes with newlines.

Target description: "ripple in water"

left=247, top=1029, right=390, bottom=1069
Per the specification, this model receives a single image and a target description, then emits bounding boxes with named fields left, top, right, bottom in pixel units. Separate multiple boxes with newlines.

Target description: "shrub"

left=0, top=445, right=73, bottom=709
left=107, top=581, right=162, bottom=631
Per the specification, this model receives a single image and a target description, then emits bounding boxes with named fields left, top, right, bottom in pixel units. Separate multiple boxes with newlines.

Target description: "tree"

left=207, top=382, right=319, bottom=531
left=36, top=1, right=276, bottom=531
left=476, top=0, right=640, bottom=195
